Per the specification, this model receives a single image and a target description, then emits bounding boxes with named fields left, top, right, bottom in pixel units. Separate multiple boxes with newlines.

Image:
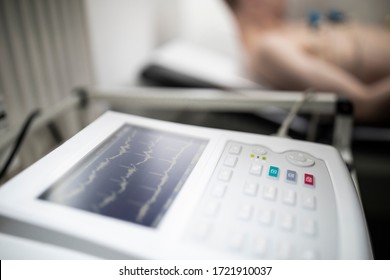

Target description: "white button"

left=302, top=195, right=316, bottom=210
left=285, top=151, right=315, bottom=167
left=279, top=213, right=295, bottom=231
left=243, top=182, right=259, bottom=196
left=218, top=169, right=233, bottom=182
left=302, top=218, right=318, bottom=237
left=258, top=209, right=274, bottom=226
left=249, top=163, right=263, bottom=176
left=253, top=146, right=267, bottom=155
left=282, top=189, right=297, bottom=206
left=263, top=185, right=277, bottom=201
left=229, top=144, right=242, bottom=155
left=253, top=235, right=268, bottom=257
left=229, top=232, right=246, bottom=251
left=306, top=158, right=315, bottom=166
left=203, top=201, right=220, bottom=217
left=301, top=249, right=320, bottom=260
left=277, top=240, right=293, bottom=259
left=224, top=155, right=238, bottom=167
left=304, top=173, right=315, bottom=186
left=286, top=170, right=297, bottom=183
left=237, top=204, right=253, bottom=220
left=211, top=185, right=227, bottom=198
left=296, top=153, right=306, bottom=162
left=193, top=222, right=212, bottom=239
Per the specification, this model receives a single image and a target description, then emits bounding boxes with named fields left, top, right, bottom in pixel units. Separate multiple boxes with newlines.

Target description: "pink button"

left=304, top=174, right=314, bottom=186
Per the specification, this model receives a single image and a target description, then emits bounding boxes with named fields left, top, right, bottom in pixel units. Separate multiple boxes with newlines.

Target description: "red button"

left=304, top=174, right=314, bottom=186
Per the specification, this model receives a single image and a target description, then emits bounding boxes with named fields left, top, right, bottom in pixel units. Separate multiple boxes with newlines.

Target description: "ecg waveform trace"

left=40, top=124, right=207, bottom=228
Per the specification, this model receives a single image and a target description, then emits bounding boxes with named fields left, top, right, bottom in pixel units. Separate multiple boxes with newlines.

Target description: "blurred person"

left=224, top=0, right=390, bottom=121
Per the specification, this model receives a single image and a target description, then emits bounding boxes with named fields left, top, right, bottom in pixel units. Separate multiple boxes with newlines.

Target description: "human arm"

left=361, top=76, right=390, bottom=121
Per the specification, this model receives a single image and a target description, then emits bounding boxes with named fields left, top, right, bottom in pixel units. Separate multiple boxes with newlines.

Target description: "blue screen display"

left=39, top=124, right=208, bottom=228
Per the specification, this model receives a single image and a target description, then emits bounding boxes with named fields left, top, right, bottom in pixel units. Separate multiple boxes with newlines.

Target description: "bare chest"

left=291, top=24, right=390, bottom=83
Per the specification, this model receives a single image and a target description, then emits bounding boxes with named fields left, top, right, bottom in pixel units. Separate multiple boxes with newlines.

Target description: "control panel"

left=187, top=141, right=338, bottom=259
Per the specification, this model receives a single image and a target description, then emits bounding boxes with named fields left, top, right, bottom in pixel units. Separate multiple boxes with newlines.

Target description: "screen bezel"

left=0, top=111, right=224, bottom=258
left=39, top=123, right=209, bottom=229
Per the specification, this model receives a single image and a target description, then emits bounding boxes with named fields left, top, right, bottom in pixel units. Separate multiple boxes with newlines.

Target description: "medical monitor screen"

left=39, top=124, right=208, bottom=228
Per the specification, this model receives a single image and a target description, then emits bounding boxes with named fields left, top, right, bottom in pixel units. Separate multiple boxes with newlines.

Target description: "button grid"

left=188, top=141, right=338, bottom=259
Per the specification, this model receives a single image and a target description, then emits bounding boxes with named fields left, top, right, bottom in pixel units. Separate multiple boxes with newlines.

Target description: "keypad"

left=187, top=141, right=338, bottom=259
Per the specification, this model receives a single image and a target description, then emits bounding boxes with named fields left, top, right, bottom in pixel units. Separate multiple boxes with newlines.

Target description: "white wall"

left=84, top=0, right=157, bottom=87
left=176, top=0, right=241, bottom=57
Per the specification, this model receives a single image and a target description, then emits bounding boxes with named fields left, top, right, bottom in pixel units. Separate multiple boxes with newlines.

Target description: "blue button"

left=286, top=170, right=297, bottom=183
left=268, top=166, right=279, bottom=178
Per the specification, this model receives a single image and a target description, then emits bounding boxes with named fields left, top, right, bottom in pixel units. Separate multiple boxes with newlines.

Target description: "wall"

left=176, top=0, right=241, bottom=57
left=84, top=0, right=158, bottom=87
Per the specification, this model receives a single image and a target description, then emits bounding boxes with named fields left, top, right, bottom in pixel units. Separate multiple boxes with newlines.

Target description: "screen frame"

left=0, top=111, right=224, bottom=258
left=39, top=123, right=209, bottom=229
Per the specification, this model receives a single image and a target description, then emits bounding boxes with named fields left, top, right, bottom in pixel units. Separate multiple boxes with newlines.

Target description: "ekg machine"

left=0, top=111, right=372, bottom=259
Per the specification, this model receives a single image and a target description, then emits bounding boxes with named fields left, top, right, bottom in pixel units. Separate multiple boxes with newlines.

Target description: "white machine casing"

left=0, top=111, right=372, bottom=259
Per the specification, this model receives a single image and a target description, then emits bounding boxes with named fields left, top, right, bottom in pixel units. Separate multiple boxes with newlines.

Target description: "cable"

left=47, top=121, right=63, bottom=144
left=276, top=89, right=315, bottom=138
left=0, top=109, right=41, bottom=180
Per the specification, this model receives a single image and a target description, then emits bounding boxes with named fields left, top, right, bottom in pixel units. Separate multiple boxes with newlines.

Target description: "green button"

left=268, top=166, right=279, bottom=178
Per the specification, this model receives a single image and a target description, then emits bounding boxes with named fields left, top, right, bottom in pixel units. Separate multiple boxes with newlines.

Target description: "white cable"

left=276, top=89, right=315, bottom=138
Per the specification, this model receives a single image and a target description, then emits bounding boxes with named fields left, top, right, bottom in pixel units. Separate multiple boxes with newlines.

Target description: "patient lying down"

left=225, top=0, right=390, bottom=121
